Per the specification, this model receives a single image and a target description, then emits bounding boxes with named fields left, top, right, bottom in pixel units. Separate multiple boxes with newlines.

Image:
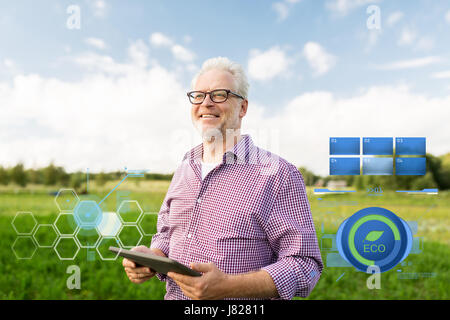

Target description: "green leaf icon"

left=365, top=231, right=384, bottom=241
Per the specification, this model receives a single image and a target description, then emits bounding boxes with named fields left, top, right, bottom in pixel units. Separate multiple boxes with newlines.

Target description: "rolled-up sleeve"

left=261, top=167, right=323, bottom=299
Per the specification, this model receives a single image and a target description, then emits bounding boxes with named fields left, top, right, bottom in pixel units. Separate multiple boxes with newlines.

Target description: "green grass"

left=0, top=182, right=448, bottom=299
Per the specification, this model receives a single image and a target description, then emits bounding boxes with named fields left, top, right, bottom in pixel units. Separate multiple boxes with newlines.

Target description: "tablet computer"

left=109, top=246, right=201, bottom=277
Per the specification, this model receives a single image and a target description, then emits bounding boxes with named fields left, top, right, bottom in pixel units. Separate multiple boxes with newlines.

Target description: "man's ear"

left=239, top=99, right=248, bottom=118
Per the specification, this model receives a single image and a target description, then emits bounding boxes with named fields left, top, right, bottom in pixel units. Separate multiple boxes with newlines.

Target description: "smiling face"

left=191, top=69, right=247, bottom=137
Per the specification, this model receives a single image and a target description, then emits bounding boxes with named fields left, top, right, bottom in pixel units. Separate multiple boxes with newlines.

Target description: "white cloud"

left=150, top=32, right=173, bottom=47
left=386, top=11, right=404, bottom=27
left=183, top=35, right=192, bottom=44
left=1, top=57, right=449, bottom=177
left=445, top=10, right=450, bottom=24
left=303, top=42, right=337, bottom=76
left=248, top=46, right=290, bottom=81
left=243, top=85, right=450, bottom=175
left=73, top=40, right=151, bottom=74
left=2, top=58, right=21, bottom=75
left=415, top=36, right=435, bottom=52
left=326, top=0, right=380, bottom=15
left=0, top=45, right=193, bottom=173
left=375, top=56, right=442, bottom=70
left=85, top=37, right=107, bottom=50
left=150, top=32, right=195, bottom=63
left=171, top=44, right=195, bottom=62
left=272, top=0, right=302, bottom=21
left=430, top=70, right=450, bottom=79
left=398, top=27, right=416, bottom=46
left=272, top=2, right=289, bottom=21
left=127, top=39, right=150, bottom=68
left=89, top=0, right=108, bottom=18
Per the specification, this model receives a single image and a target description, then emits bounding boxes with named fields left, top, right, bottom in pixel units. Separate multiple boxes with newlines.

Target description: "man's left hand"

left=167, top=262, right=229, bottom=300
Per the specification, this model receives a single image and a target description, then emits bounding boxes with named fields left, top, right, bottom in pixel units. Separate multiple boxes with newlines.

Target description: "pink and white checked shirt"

left=150, top=134, right=323, bottom=300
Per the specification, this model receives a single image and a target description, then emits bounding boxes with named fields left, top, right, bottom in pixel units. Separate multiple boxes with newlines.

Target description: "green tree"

left=0, top=166, right=9, bottom=185
left=10, top=163, right=28, bottom=187
left=298, top=167, right=319, bottom=186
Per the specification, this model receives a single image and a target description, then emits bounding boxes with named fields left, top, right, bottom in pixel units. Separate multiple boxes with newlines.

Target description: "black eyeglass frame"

left=186, top=89, right=245, bottom=104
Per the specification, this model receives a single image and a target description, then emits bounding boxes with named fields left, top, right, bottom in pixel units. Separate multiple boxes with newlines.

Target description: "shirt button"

left=187, top=233, right=192, bottom=239
left=197, top=197, right=202, bottom=203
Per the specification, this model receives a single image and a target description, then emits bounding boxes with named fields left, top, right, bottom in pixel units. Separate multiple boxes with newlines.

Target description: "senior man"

left=123, top=57, right=323, bottom=300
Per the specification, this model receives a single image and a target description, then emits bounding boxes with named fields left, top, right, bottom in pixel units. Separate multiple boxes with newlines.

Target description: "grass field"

left=0, top=181, right=448, bottom=300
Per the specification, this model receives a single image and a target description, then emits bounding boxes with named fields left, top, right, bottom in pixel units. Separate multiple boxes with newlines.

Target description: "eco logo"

left=336, top=207, right=413, bottom=273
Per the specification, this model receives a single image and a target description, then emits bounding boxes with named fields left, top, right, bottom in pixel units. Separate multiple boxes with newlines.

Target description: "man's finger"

left=167, top=272, right=197, bottom=286
left=172, top=279, right=197, bottom=299
left=122, top=258, right=136, bottom=268
left=126, top=266, right=152, bottom=274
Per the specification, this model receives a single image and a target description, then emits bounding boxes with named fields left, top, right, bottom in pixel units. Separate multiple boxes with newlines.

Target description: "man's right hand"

left=122, top=246, right=167, bottom=284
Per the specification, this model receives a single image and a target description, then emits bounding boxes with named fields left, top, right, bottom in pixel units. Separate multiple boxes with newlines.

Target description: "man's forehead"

left=194, top=69, right=235, bottom=91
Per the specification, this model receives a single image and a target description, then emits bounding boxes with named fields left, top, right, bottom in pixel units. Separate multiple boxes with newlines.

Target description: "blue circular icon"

left=336, top=207, right=413, bottom=273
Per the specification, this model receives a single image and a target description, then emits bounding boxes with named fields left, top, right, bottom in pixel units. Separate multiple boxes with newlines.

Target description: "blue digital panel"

left=396, top=157, right=426, bottom=175
left=330, top=158, right=360, bottom=175
left=396, top=137, right=426, bottom=155
left=330, top=137, right=360, bottom=155
left=362, top=157, right=393, bottom=175
left=363, top=137, right=393, bottom=155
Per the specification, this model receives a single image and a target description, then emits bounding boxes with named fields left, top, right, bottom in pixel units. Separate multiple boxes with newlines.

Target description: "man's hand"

left=122, top=246, right=166, bottom=284
left=167, top=262, right=229, bottom=300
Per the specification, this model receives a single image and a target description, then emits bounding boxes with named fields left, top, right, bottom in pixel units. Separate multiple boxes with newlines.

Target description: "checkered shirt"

left=150, top=134, right=323, bottom=300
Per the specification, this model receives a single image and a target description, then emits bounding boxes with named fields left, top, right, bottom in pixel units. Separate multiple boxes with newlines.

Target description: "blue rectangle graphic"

left=396, top=157, right=426, bottom=175
left=330, top=158, right=360, bottom=175
left=329, top=137, right=360, bottom=155
left=363, top=137, right=393, bottom=155
left=396, top=137, right=426, bottom=155
left=362, top=157, right=393, bottom=175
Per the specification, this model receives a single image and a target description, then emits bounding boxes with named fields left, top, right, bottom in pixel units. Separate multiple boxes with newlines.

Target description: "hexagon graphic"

left=117, top=200, right=143, bottom=224
left=118, top=225, right=143, bottom=248
left=76, top=227, right=101, bottom=248
left=54, top=213, right=79, bottom=236
left=12, top=236, right=37, bottom=259
left=96, top=237, right=122, bottom=260
left=55, top=189, right=80, bottom=212
left=138, top=212, right=158, bottom=236
left=33, top=224, right=59, bottom=248
left=54, top=237, right=80, bottom=260
left=97, top=211, right=122, bottom=237
left=74, top=200, right=102, bottom=229
left=11, top=212, right=37, bottom=235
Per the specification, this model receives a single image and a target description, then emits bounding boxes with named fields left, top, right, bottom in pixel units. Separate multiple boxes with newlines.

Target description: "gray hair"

left=191, top=57, right=249, bottom=99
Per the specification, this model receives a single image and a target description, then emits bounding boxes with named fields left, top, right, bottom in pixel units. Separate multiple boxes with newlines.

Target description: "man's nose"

left=200, top=93, right=215, bottom=107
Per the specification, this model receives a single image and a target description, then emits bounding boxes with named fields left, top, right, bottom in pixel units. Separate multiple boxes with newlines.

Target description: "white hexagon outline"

left=11, top=211, right=38, bottom=235
left=54, top=188, right=80, bottom=212
left=117, top=200, right=143, bottom=224
left=53, top=212, right=80, bottom=236
left=96, top=236, right=122, bottom=261
left=117, top=224, right=143, bottom=249
left=54, top=236, right=80, bottom=260
left=32, top=224, right=59, bottom=248
left=73, top=200, right=103, bottom=228
left=11, top=236, right=37, bottom=259
left=137, top=212, right=159, bottom=236
left=75, top=226, right=101, bottom=248
left=97, top=211, right=123, bottom=238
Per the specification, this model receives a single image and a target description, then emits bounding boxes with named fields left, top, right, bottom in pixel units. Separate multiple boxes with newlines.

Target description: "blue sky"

left=1, top=0, right=450, bottom=175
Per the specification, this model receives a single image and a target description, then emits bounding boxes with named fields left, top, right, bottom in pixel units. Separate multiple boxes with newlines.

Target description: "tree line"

left=1, top=152, right=449, bottom=191
left=0, top=163, right=173, bottom=191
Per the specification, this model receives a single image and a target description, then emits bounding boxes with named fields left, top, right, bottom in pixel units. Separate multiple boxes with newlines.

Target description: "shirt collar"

left=183, top=134, right=255, bottom=164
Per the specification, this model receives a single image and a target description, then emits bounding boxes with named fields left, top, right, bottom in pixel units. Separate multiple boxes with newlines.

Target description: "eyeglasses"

left=187, top=89, right=245, bottom=104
